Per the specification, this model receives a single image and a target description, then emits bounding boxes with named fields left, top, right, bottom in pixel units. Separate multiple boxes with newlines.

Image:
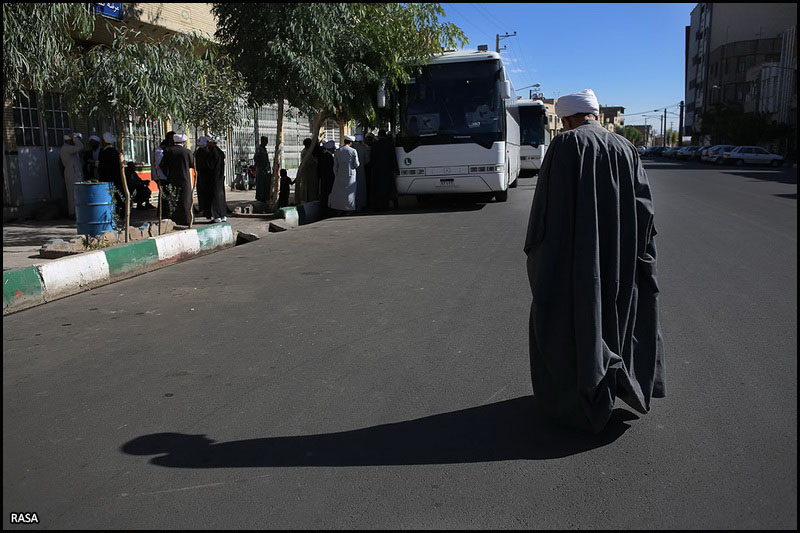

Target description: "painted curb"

left=278, top=201, right=322, bottom=227
left=2, top=266, right=45, bottom=313
left=3, top=222, right=234, bottom=315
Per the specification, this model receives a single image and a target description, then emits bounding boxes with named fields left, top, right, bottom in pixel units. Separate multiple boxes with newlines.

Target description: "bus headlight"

left=469, top=165, right=504, bottom=173
left=399, top=168, right=425, bottom=176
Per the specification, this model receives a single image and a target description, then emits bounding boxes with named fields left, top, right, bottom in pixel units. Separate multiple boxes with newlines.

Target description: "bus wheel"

left=494, top=190, right=508, bottom=202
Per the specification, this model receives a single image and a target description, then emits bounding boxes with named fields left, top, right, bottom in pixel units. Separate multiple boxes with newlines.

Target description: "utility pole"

left=659, top=115, right=664, bottom=147
left=663, top=108, right=668, bottom=147
left=678, top=100, right=685, bottom=147
left=496, top=32, right=516, bottom=53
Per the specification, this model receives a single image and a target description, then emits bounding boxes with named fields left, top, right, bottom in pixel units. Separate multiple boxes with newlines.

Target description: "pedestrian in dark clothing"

left=254, top=136, right=271, bottom=204
left=525, top=89, right=665, bottom=434
left=84, top=135, right=102, bottom=182
left=159, top=133, right=195, bottom=226
left=318, top=140, right=336, bottom=218
left=207, top=136, right=227, bottom=222
left=369, top=130, right=399, bottom=210
left=194, top=136, right=213, bottom=219
left=98, top=132, right=125, bottom=215
left=124, top=162, right=154, bottom=210
left=278, top=168, right=295, bottom=208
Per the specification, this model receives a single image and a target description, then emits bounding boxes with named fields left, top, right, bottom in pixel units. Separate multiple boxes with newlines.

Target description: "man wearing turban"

left=524, top=89, right=666, bottom=433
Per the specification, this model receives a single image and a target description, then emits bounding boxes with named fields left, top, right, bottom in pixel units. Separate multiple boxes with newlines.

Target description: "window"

left=753, top=147, right=768, bottom=154
left=737, top=58, right=747, bottom=73
left=12, top=92, right=42, bottom=146
left=42, top=93, right=72, bottom=148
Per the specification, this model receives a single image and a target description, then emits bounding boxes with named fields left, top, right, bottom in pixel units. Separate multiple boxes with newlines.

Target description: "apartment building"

left=684, top=3, right=797, bottom=144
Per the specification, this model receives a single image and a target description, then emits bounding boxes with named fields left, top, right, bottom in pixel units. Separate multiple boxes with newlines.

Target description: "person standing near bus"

left=524, top=88, right=666, bottom=434
left=352, top=133, right=370, bottom=212
left=60, top=132, right=84, bottom=218
left=328, top=135, right=360, bottom=215
left=207, top=135, right=228, bottom=223
left=254, top=136, right=271, bottom=204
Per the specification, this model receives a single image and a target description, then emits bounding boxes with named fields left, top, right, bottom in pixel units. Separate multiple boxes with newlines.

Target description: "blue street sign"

left=93, top=3, right=123, bottom=20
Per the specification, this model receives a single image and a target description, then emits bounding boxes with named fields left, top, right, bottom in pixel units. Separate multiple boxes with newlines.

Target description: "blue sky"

left=441, top=3, right=695, bottom=128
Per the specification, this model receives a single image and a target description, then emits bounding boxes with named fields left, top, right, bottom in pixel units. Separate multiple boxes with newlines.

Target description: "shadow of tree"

left=121, top=396, right=639, bottom=468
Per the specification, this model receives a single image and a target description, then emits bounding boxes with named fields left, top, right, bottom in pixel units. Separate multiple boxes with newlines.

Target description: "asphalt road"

left=3, top=160, right=797, bottom=529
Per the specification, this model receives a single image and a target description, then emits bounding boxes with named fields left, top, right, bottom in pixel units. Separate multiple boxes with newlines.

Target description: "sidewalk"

left=2, top=174, right=297, bottom=273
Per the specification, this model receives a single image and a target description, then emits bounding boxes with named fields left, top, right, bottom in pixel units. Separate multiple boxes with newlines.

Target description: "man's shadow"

left=121, top=396, right=637, bottom=468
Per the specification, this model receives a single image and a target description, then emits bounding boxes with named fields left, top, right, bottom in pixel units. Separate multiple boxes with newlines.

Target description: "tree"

left=3, top=3, right=94, bottom=101
left=211, top=3, right=467, bottom=206
left=616, top=125, right=643, bottom=146
left=67, top=23, right=246, bottom=238
left=212, top=3, right=349, bottom=207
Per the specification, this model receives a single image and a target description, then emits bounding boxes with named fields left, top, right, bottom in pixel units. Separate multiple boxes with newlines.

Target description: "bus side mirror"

left=502, top=81, right=512, bottom=100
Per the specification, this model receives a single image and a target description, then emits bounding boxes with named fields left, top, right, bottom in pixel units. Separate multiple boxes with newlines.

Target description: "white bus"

left=395, top=49, right=520, bottom=202
left=514, top=99, right=550, bottom=176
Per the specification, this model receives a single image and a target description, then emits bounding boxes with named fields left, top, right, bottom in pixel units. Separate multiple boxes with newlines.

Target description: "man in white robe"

left=328, top=135, right=360, bottom=214
left=60, top=132, right=84, bottom=217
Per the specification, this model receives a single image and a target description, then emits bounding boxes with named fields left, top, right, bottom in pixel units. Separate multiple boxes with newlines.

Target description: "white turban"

left=344, top=135, right=354, bottom=142
left=89, top=135, right=101, bottom=143
left=354, top=133, right=364, bottom=142
left=173, top=133, right=187, bottom=143
left=197, top=136, right=208, bottom=147
left=555, top=89, right=600, bottom=118
left=63, top=134, right=72, bottom=141
left=74, top=132, right=83, bottom=140
left=325, top=140, right=336, bottom=149
left=102, top=132, right=116, bottom=144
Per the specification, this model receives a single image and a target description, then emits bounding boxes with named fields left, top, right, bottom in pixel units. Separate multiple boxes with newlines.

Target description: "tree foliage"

left=3, top=3, right=95, bottom=101
left=700, top=103, right=793, bottom=147
left=616, top=125, right=643, bottom=146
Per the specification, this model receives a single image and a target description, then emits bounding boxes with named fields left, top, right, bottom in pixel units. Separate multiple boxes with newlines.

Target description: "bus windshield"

left=519, top=105, right=547, bottom=147
left=399, top=59, right=503, bottom=149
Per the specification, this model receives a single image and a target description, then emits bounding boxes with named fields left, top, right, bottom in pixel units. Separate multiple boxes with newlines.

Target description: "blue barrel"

left=74, top=182, right=115, bottom=237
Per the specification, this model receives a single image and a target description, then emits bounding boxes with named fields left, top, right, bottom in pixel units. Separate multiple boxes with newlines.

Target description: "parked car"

left=724, top=146, right=785, bottom=167
left=703, top=145, right=736, bottom=164
left=643, top=146, right=666, bottom=158
left=637, top=146, right=647, bottom=155
left=692, top=146, right=707, bottom=161
left=662, top=147, right=681, bottom=159
left=676, top=146, right=701, bottom=160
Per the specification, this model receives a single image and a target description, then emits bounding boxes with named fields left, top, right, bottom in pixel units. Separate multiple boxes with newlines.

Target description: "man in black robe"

left=318, top=140, right=336, bottom=218
left=369, top=130, right=399, bottom=210
left=194, top=137, right=213, bottom=220
left=159, top=133, right=195, bottom=226
left=524, top=89, right=666, bottom=434
left=98, top=132, right=124, bottom=216
left=207, top=136, right=228, bottom=222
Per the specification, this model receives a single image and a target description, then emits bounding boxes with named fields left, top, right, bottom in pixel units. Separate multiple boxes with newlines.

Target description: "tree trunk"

left=117, top=115, right=131, bottom=243
left=270, top=99, right=285, bottom=209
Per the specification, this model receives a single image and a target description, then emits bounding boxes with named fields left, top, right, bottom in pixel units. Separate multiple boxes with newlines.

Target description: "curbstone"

left=3, top=266, right=45, bottom=314
left=3, top=222, right=235, bottom=315
left=269, top=220, right=293, bottom=232
left=278, top=206, right=299, bottom=227
left=38, top=251, right=110, bottom=301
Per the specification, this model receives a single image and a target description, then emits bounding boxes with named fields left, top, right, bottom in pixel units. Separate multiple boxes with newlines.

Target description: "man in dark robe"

left=318, top=140, right=336, bottom=218
left=159, top=133, right=195, bottom=226
left=524, top=89, right=666, bottom=434
left=254, top=136, right=271, bottom=204
left=194, top=137, right=213, bottom=220
left=369, top=130, right=399, bottom=210
left=98, top=132, right=124, bottom=216
left=207, top=136, right=228, bottom=222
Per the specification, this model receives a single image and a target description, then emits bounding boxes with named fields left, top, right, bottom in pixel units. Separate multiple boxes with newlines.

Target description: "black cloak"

left=524, top=120, right=666, bottom=434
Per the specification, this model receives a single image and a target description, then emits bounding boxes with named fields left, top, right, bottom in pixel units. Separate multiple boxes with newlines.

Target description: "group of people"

left=291, top=129, right=400, bottom=216
left=59, top=129, right=229, bottom=227
left=59, top=131, right=155, bottom=219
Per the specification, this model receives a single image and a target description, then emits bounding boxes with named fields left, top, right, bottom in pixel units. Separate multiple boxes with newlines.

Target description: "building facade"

left=684, top=3, right=797, bottom=147
left=599, top=106, right=625, bottom=132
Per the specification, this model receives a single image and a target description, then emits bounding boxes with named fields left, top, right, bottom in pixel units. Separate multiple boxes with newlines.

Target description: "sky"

left=440, top=3, right=696, bottom=129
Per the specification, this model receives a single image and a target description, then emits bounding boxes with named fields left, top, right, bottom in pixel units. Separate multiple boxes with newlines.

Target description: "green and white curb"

left=278, top=201, right=322, bottom=227
left=3, top=223, right=234, bottom=315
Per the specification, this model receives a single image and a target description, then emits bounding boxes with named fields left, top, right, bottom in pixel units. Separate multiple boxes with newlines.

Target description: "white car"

left=724, top=146, right=784, bottom=167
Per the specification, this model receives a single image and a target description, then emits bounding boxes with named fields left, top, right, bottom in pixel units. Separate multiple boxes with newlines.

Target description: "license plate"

left=439, top=178, right=455, bottom=186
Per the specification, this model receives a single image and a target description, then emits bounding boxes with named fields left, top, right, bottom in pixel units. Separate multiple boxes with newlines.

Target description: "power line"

left=621, top=103, right=682, bottom=117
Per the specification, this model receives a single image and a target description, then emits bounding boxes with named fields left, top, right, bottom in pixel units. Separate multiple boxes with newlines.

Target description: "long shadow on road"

left=121, top=396, right=637, bottom=468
